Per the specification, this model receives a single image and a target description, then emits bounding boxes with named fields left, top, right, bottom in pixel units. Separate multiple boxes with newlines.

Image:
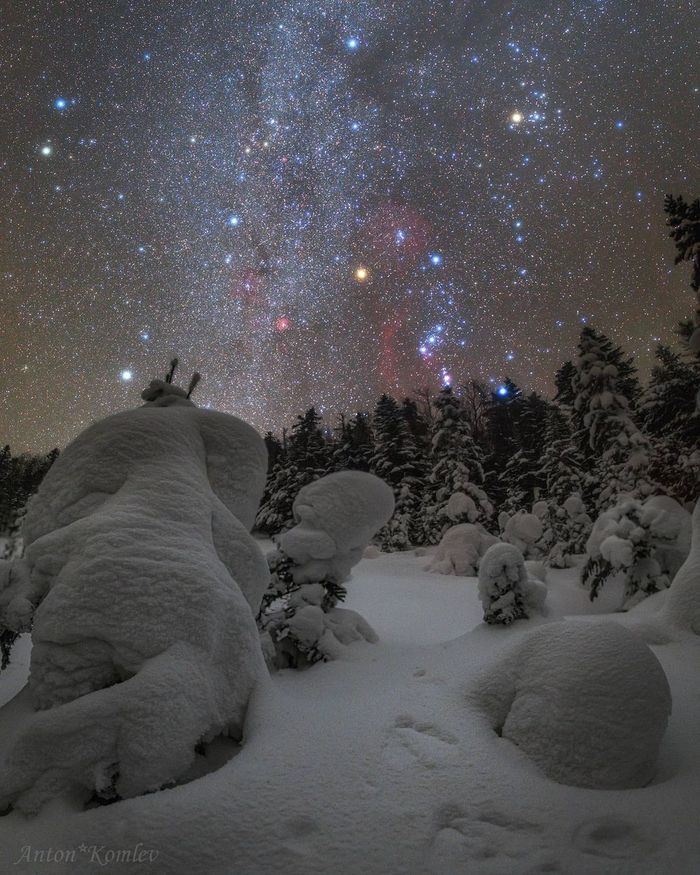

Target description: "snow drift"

left=426, top=523, right=499, bottom=576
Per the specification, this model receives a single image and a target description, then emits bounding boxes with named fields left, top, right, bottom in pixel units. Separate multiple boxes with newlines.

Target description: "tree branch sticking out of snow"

left=258, top=471, right=394, bottom=669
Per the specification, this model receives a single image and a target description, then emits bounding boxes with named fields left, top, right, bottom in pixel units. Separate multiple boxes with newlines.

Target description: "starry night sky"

left=2, top=1, right=698, bottom=451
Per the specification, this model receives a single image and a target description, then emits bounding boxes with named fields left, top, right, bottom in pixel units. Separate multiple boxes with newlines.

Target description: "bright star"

left=429, top=253, right=443, bottom=266
left=497, top=385, right=509, bottom=397
left=345, top=37, right=360, bottom=50
left=354, top=266, right=369, bottom=281
left=228, top=215, right=241, bottom=227
left=53, top=97, right=67, bottom=110
left=40, top=144, right=53, bottom=156
left=510, top=111, right=524, bottom=124
left=615, top=120, right=624, bottom=129
left=120, top=369, right=133, bottom=382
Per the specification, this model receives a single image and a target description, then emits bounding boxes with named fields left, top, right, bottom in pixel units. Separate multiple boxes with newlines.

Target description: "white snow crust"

left=426, top=523, right=499, bottom=576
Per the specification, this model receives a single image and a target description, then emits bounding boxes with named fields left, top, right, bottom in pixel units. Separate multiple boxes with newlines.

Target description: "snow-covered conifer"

left=422, top=386, right=492, bottom=543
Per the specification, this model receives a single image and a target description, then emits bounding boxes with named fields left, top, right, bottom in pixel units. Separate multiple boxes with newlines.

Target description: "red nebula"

left=275, top=316, right=291, bottom=332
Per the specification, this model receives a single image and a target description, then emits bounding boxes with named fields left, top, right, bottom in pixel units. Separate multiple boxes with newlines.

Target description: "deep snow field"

left=1, top=549, right=699, bottom=875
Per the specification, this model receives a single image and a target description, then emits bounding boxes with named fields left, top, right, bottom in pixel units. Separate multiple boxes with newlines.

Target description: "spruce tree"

left=500, top=392, right=550, bottom=514
left=422, top=386, right=492, bottom=543
left=571, top=327, right=657, bottom=509
left=665, top=193, right=700, bottom=347
left=370, top=395, right=425, bottom=550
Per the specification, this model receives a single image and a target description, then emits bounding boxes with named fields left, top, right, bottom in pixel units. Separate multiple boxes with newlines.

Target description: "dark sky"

left=1, top=1, right=698, bottom=451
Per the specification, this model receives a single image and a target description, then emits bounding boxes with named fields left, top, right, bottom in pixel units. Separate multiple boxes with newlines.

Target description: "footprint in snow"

left=572, top=816, right=659, bottom=860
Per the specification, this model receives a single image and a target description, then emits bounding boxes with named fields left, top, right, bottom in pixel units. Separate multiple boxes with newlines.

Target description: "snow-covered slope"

left=0, top=552, right=698, bottom=874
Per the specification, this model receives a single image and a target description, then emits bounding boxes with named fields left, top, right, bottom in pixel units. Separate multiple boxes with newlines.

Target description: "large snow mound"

left=426, top=523, right=499, bottom=576
left=502, top=511, right=544, bottom=556
left=278, top=471, right=395, bottom=585
left=0, top=404, right=270, bottom=813
left=471, top=621, right=672, bottom=789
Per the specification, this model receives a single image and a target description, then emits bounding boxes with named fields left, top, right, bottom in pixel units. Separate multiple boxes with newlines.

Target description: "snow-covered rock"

left=426, top=523, right=499, bottom=576
left=471, top=621, right=672, bottom=789
left=0, top=402, right=269, bottom=813
left=664, top=499, right=700, bottom=633
left=478, top=542, right=547, bottom=624
left=278, top=471, right=395, bottom=585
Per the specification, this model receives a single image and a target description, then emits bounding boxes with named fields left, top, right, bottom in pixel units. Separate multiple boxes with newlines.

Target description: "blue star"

left=497, top=385, right=509, bottom=397
left=53, top=97, right=67, bottom=111
left=345, top=37, right=360, bottom=51
left=227, top=214, right=241, bottom=227
left=615, top=120, right=625, bottom=129
left=429, top=252, right=443, bottom=266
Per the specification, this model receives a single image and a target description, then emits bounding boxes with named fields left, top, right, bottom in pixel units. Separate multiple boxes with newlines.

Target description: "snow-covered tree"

left=665, top=193, right=700, bottom=350
left=332, top=412, right=374, bottom=472
left=640, top=345, right=700, bottom=443
left=255, top=407, right=331, bottom=535
left=422, top=386, right=492, bottom=543
left=500, top=392, right=550, bottom=514
left=478, top=542, right=547, bottom=625
left=258, top=472, right=393, bottom=668
left=570, top=327, right=657, bottom=509
left=582, top=496, right=690, bottom=606
left=370, top=395, right=425, bottom=550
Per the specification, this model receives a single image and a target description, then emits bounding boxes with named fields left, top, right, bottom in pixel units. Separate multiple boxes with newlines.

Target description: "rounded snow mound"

left=502, top=511, right=544, bottom=555
left=472, top=621, right=672, bottom=789
left=426, top=523, right=499, bottom=576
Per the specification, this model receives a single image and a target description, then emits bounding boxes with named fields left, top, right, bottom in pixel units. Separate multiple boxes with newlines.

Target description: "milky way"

left=1, top=1, right=698, bottom=450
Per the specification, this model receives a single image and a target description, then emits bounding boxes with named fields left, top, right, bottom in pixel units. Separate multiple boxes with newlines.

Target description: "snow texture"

left=471, top=621, right=672, bottom=789
left=445, top=491, right=478, bottom=523
left=477, top=542, right=547, bottom=624
left=664, top=499, right=700, bottom=633
left=502, top=511, right=544, bottom=557
left=0, top=403, right=270, bottom=813
left=278, top=471, right=395, bottom=585
left=426, top=523, right=499, bottom=576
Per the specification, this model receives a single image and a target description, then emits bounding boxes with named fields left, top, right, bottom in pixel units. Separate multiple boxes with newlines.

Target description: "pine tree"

left=370, top=395, right=425, bottom=550
left=483, top=379, right=522, bottom=507
left=256, top=408, right=330, bottom=534
left=570, top=327, right=655, bottom=509
left=422, top=386, right=492, bottom=543
left=665, top=193, right=700, bottom=347
left=500, top=392, right=550, bottom=514
left=332, top=412, right=374, bottom=472
left=640, top=345, right=700, bottom=444
left=554, top=360, right=577, bottom=409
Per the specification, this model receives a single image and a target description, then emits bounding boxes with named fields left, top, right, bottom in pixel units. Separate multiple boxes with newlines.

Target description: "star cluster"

left=1, top=1, right=697, bottom=449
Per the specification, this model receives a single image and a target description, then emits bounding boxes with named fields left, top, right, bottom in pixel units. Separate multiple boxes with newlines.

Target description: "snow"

left=426, top=523, right=498, bottom=576
left=471, top=621, right=671, bottom=789
left=2, top=548, right=700, bottom=872
left=0, top=404, right=270, bottom=812
left=502, top=510, right=544, bottom=555
left=278, top=471, right=395, bottom=585
left=664, top=499, right=700, bottom=633
left=445, top=490, right=478, bottom=522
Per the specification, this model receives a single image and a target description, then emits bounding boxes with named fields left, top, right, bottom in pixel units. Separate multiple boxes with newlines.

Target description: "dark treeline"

left=256, top=325, right=699, bottom=551
left=0, top=446, right=59, bottom=554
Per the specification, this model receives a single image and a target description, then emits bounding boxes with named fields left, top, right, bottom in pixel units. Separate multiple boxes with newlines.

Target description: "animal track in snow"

left=382, top=714, right=459, bottom=770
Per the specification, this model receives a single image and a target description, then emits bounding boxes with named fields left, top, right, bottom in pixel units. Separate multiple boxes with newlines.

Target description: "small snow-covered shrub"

left=583, top=495, right=691, bottom=606
left=426, top=523, right=498, bottom=577
left=258, top=471, right=393, bottom=668
left=470, top=621, right=672, bottom=789
left=478, top=542, right=547, bottom=625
